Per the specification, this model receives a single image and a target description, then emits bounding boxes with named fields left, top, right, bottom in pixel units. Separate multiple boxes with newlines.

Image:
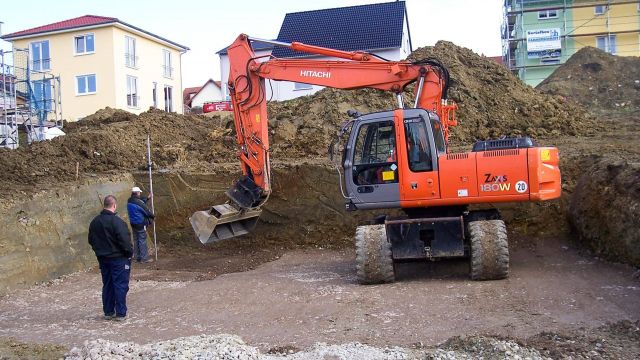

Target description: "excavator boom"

left=190, top=34, right=559, bottom=247
left=190, top=34, right=457, bottom=244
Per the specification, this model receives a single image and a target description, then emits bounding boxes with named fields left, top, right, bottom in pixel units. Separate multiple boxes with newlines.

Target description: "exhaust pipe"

left=190, top=203, right=261, bottom=244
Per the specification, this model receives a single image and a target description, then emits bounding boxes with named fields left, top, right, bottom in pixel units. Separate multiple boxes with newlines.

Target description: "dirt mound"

left=537, top=47, right=640, bottom=111
left=250, top=41, right=597, bottom=159
left=0, top=41, right=599, bottom=193
left=526, top=320, right=640, bottom=359
left=0, top=109, right=226, bottom=189
left=409, top=41, right=596, bottom=141
left=568, top=157, right=640, bottom=266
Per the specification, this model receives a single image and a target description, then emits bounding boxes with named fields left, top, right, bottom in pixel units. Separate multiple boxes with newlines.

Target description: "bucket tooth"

left=189, top=203, right=261, bottom=244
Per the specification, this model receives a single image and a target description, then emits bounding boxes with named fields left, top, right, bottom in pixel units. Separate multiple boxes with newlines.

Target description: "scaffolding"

left=502, top=0, right=640, bottom=85
left=0, top=47, right=62, bottom=149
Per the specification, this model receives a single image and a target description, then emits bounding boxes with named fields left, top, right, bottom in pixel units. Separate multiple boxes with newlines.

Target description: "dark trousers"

left=98, top=257, right=131, bottom=317
left=133, top=227, right=149, bottom=261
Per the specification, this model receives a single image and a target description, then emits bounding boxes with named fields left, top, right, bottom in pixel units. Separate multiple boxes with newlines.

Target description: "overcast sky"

left=0, top=0, right=504, bottom=87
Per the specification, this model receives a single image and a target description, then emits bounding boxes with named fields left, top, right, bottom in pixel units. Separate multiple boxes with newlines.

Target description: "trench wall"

left=132, top=163, right=363, bottom=249
left=0, top=174, right=134, bottom=296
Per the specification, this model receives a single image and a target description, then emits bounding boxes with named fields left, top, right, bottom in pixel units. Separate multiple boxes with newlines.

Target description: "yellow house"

left=571, top=1, right=640, bottom=56
left=1, top=15, right=189, bottom=121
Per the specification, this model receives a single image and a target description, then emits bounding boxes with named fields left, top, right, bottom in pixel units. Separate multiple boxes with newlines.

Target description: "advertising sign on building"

left=526, top=28, right=561, bottom=58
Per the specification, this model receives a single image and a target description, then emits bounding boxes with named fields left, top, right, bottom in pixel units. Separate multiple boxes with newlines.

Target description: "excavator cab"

left=342, top=108, right=443, bottom=211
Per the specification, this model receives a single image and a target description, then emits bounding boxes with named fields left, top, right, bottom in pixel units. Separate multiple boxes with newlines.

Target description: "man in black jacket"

left=88, top=195, right=133, bottom=321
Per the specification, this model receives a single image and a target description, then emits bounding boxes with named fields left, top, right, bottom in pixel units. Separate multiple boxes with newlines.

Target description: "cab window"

left=404, top=118, right=432, bottom=172
left=352, top=121, right=398, bottom=185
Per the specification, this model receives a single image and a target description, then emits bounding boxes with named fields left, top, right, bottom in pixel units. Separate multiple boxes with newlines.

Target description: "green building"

left=502, top=0, right=640, bottom=87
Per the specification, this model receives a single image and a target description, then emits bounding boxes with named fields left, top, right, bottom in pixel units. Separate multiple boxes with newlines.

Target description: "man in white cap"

left=126, top=186, right=155, bottom=263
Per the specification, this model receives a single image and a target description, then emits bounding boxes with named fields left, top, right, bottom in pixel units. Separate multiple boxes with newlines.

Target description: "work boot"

left=114, top=315, right=127, bottom=321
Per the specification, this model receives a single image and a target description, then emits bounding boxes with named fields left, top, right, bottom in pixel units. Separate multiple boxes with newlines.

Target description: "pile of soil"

left=525, top=320, right=640, bottom=359
left=249, top=41, right=598, bottom=159
left=0, top=42, right=599, bottom=192
left=408, top=41, right=597, bottom=141
left=568, top=157, right=640, bottom=266
left=537, top=46, right=640, bottom=111
left=0, top=108, right=229, bottom=188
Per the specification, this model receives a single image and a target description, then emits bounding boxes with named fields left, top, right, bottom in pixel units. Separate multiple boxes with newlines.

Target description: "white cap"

left=131, top=186, right=142, bottom=193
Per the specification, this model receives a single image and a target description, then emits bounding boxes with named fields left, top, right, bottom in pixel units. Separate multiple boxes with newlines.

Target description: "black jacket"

left=88, top=209, right=133, bottom=258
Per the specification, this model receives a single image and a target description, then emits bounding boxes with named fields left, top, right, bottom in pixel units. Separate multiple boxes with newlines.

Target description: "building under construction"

left=502, top=0, right=640, bottom=86
left=0, top=48, right=62, bottom=149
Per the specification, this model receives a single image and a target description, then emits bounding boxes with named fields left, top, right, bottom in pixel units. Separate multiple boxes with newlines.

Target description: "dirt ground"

left=0, top=233, right=638, bottom=358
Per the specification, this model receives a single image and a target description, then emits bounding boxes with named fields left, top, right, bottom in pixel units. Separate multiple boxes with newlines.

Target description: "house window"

left=538, top=10, right=558, bottom=19
left=594, top=5, right=606, bottom=15
left=152, top=82, right=157, bottom=108
left=74, top=34, right=95, bottom=55
left=76, top=74, right=96, bottom=95
left=294, top=82, right=312, bottom=91
left=32, top=79, right=52, bottom=110
left=596, top=35, right=616, bottom=54
left=164, top=85, right=173, bottom=112
left=30, top=41, right=50, bottom=71
left=127, top=76, right=138, bottom=107
left=125, top=36, right=137, bottom=68
left=163, top=50, right=172, bottom=78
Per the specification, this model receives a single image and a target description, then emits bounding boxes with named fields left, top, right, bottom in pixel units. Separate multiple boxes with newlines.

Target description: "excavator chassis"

left=355, top=209, right=508, bottom=284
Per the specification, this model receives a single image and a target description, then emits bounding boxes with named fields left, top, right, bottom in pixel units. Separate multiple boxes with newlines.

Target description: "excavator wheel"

left=468, top=219, right=509, bottom=280
left=355, top=224, right=395, bottom=284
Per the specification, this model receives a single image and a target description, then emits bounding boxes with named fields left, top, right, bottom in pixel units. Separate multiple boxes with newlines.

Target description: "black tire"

left=468, top=219, right=509, bottom=280
left=355, top=224, right=395, bottom=284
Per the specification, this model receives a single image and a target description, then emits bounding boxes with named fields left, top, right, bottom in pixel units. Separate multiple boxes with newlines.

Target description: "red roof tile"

left=1, top=15, right=188, bottom=50
left=2, top=15, right=117, bottom=39
left=487, top=56, right=504, bottom=65
left=183, top=79, right=223, bottom=107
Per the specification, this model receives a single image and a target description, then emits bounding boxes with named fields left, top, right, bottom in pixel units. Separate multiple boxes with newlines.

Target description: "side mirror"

left=347, top=110, right=361, bottom=118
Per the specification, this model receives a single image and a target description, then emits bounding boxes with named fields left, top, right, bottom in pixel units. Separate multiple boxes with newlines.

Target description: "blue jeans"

left=133, top=228, right=149, bottom=261
left=98, top=257, right=130, bottom=317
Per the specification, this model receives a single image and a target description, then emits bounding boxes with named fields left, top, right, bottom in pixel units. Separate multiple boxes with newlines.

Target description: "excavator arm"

left=190, top=34, right=457, bottom=243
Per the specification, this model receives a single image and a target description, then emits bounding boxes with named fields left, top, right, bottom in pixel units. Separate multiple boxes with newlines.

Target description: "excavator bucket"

left=189, top=203, right=261, bottom=244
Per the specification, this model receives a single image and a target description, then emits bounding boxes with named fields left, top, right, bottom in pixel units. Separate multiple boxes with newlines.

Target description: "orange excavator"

left=190, top=34, right=561, bottom=283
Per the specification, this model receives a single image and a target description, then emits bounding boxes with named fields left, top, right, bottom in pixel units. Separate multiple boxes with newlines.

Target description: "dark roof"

left=216, top=40, right=274, bottom=55
left=272, top=1, right=407, bottom=59
left=1, top=15, right=189, bottom=50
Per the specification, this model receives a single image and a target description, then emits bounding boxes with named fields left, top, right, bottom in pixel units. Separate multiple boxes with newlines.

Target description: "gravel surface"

left=65, top=333, right=550, bottom=360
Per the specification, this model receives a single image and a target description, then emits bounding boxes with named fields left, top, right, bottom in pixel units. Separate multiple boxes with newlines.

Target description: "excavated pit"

left=0, top=40, right=636, bottom=293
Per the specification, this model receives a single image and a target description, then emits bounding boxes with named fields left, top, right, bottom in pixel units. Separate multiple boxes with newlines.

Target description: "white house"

left=217, top=1, right=412, bottom=102
left=183, top=78, right=222, bottom=110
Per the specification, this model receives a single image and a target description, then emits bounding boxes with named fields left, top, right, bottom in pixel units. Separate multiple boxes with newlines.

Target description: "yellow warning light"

left=541, top=149, right=551, bottom=161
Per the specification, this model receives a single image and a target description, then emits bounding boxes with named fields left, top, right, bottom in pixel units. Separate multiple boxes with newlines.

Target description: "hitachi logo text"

left=300, top=70, right=331, bottom=78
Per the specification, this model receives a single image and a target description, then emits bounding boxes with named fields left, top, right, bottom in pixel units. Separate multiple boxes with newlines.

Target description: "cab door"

left=394, top=109, right=441, bottom=206
left=344, top=112, right=401, bottom=209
